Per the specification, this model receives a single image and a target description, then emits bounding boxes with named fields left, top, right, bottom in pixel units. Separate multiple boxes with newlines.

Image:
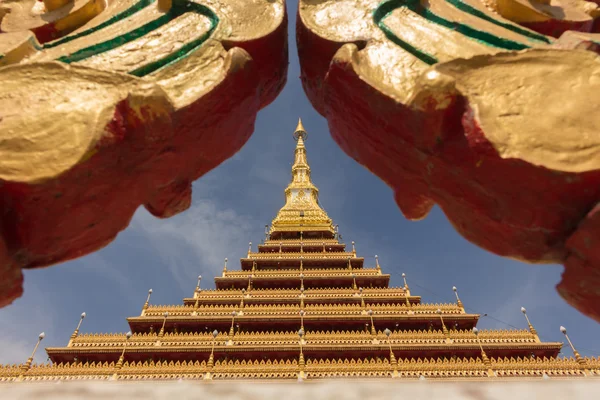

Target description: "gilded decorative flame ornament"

left=296, top=0, right=600, bottom=322
left=0, top=0, right=288, bottom=307
left=1, top=122, right=598, bottom=382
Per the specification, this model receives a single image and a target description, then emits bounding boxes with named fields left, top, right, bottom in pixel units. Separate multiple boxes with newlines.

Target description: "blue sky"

left=1, top=1, right=599, bottom=365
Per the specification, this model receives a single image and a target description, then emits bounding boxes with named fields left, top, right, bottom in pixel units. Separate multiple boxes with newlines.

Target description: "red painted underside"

left=296, top=13, right=600, bottom=322
left=0, top=12, right=288, bottom=308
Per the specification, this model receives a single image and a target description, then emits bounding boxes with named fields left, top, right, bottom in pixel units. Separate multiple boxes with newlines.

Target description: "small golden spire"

left=384, top=328, right=398, bottom=378
left=359, top=287, right=366, bottom=308
left=560, top=326, right=587, bottom=367
left=402, top=272, right=411, bottom=306
left=295, top=118, right=306, bottom=137
left=368, top=309, right=376, bottom=336
left=347, top=256, right=352, bottom=270
left=436, top=309, right=449, bottom=335
left=298, top=328, right=306, bottom=380
left=228, top=311, right=238, bottom=340
left=351, top=241, right=356, bottom=254
left=248, top=242, right=252, bottom=256
left=520, top=307, right=539, bottom=340
left=158, top=312, right=168, bottom=338
left=21, top=332, right=45, bottom=372
left=115, top=331, right=132, bottom=370
left=473, top=328, right=493, bottom=371
left=240, top=289, right=245, bottom=309
left=196, top=275, right=202, bottom=292
left=299, top=309, right=305, bottom=331
left=70, top=312, right=86, bottom=342
left=205, top=329, right=219, bottom=380
left=375, top=255, right=381, bottom=273
left=453, top=286, right=464, bottom=309
left=143, top=289, right=153, bottom=311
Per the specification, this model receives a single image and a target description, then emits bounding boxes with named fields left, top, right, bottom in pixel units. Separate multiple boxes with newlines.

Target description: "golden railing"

left=2, top=356, right=597, bottom=382
left=142, top=303, right=463, bottom=317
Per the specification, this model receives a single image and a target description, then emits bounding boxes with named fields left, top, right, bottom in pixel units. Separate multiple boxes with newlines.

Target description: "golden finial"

left=205, top=329, right=219, bottom=379
left=21, top=332, right=45, bottom=371
left=228, top=311, right=238, bottom=340
left=520, top=307, right=539, bottom=339
left=352, top=273, right=357, bottom=290
left=239, top=289, right=245, bottom=310
left=347, top=256, right=352, bottom=270
left=351, top=241, right=356, bottom=254
left=453, top=286, right=464, bottom=309
left=70, top=312, right=86, bottom=342
left=359, top=287, right=366, bottom=308
left=294, top=118, right=307, bottom=141
left=384, top=328, right=398, bottom=377
left=298, top=328, right=306, bottom=380
left=368, top=309, right=376, bottom=336
left=299, top=309, right=305, bottom=330
left=402, top=273, right=409, bottom=290
left=247, top=278, right=253, bottom=292
left=560, top=326, right=586, bottom=366
left=300, top=273, right=305, bottom=291
left=300, top=256, right=304, bottom=271
left=248, top=242, right=252, bottom=255
left=436, top=309, right=449, bottom=335
left=264, top=224, right=269, bottom=241
left=196, top=275, right=202, bottom=292
left=115, top=331, right=132, bottom=369
left=158, top=312, right=169, bottom=337
left=143, top=289, right=153, bottom=311
left=473, top=328, right=491, bottom=367
left=375, top=255, right=381, bottom=273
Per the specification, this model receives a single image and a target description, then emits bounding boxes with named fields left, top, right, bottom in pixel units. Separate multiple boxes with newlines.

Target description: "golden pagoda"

left=2, top=120, right=599, bottom=382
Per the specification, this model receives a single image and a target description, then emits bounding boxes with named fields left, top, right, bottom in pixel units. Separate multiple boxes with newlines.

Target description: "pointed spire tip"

left=293, top=118, right=307, bottom=141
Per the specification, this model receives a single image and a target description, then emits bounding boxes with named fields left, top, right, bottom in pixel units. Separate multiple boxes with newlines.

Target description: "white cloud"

left=131, top=195, right=258, bottom=292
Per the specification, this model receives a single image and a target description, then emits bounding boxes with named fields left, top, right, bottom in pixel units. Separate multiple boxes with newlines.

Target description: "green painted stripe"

left=445, top=0, right=550, bottom=44
left=44, top=0, right=157, bottom=49
left=129, top=3, right=218, bottom=76
left=373, top=0, right=438, bottom=65
left=373, top=0, right=540, bottom=65
left=56, top=0, right=218, bottom=77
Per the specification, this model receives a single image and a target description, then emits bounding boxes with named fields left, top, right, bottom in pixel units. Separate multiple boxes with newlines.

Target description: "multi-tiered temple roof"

left=2, top=121, right=599, bottom=382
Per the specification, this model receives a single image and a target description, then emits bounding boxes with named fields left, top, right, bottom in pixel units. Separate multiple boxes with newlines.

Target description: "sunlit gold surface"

left=300, top=0, right=600, bottom=172
left=490, top=0, right=597, bottom=23
left=271, top=122, right=334, bottom=235
left=430, top=49, right=600, bottom=172
left=1, top=0, right=108, bottom=33
left=0, top=0, right=286, bottom=183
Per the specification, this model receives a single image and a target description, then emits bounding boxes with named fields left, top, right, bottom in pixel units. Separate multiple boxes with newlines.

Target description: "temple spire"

left=270, top=119, right=334, bottom=237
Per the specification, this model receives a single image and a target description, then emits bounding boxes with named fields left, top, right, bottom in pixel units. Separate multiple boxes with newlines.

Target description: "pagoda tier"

left=127, top=303, right=476, bottom=334
left=3, top=120, right=599, bottom=382
left=44, top=329, right=560, bottom=365
left=182, top=287, right=421, bottom=307
left=215, top=271, right=387, bottom=290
